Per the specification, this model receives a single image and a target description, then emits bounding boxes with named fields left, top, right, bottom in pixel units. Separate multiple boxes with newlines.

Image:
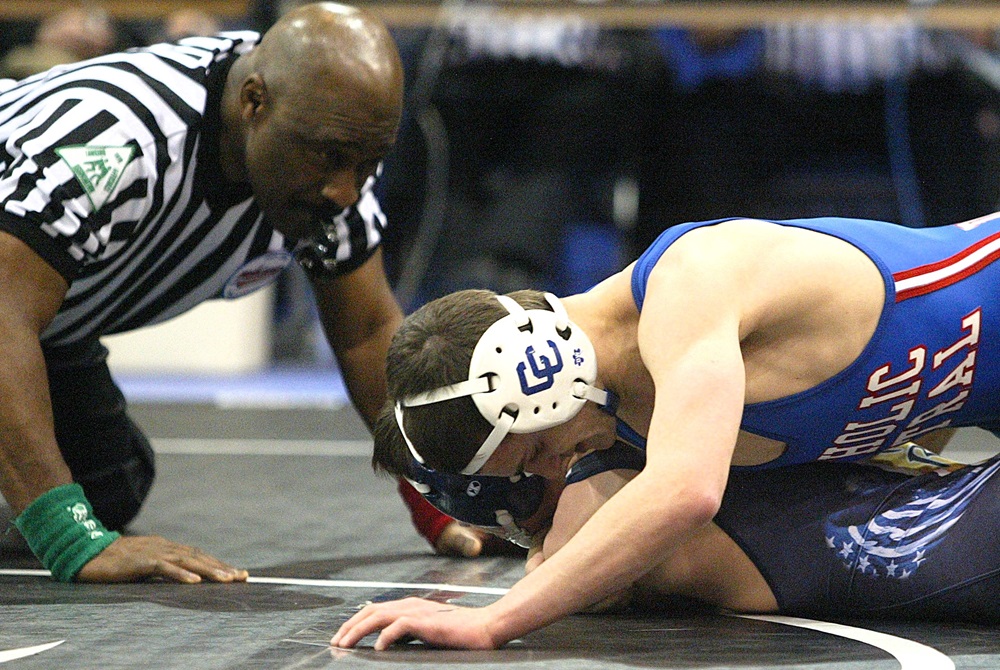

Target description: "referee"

left=0, top=2, right=471, bottom=584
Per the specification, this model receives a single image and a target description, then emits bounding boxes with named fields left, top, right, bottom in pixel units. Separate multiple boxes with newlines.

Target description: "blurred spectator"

left=1, top=5, right=120, bottom=79
left=634, top=19, right=1000, bottom=254
left=382, top=9, right=646, bottom=307
left=1, top=6, right=225, bottom=81
left=160, top=9, right=222, bottom=42
left=35, top=5, right=117, bottom=61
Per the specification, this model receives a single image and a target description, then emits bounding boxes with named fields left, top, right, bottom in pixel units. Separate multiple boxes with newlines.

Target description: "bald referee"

left=0, top=2, right=474, bottom=584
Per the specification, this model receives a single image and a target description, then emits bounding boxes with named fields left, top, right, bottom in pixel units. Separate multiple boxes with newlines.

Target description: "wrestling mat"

left=1, top=403, right=998, bottom=670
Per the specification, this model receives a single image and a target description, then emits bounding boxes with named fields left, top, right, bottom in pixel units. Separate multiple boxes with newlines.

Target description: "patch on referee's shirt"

left=56, top=145, right=136, bottom=213
left=223, top=250, right=293, bottom=299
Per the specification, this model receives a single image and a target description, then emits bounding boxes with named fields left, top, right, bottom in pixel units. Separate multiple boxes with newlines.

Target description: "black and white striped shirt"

left=0, top=32, right=387, bottom=347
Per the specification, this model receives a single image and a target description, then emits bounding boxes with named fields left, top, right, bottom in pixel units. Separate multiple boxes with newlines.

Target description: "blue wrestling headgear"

left=406, top=441, right=645, bottom=548
left=405, top=461, right=546, bottom=548
left=395, top=292, right=610, bottom=475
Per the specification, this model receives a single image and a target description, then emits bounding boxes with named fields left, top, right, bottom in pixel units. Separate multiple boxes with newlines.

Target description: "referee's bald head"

left=253, top=2, right=404, bottom=124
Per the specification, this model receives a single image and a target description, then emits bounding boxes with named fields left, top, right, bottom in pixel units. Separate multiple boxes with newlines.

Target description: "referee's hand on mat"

left=75, top=535, right=248, bottom=584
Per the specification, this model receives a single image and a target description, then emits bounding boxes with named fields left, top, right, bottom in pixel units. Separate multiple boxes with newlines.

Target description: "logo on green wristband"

left=69, top=503, right=105, bottom=540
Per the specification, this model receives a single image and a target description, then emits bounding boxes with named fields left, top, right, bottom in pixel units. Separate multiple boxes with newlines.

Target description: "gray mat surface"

left=1, top=406, right=998, bottom=669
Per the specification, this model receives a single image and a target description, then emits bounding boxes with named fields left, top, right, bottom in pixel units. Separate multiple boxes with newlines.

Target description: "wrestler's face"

left=493, top=432, right=578, bottom=480
left=477, top=406, right=617, bottom=480
left=242, top=75, right=398, bottom=241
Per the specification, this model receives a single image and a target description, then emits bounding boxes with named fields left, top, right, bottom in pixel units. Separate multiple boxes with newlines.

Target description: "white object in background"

left=102, top=286, right=274, bottom=375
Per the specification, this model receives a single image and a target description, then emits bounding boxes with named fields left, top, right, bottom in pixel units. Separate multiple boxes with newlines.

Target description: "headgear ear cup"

left=396, top=293, right=611, bottom=474
left=404, top=456, right=546, bottom=547
left=467, top=294, right=598, bottom=433
left=406, top=443, right=643, bottom=548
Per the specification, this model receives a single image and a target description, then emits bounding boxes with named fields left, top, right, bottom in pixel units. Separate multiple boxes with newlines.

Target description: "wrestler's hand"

left=544, top=469, right=637, bottom=560
left=434, top=521, right=489, bottom=557
left=435, top=522, right=530, bottom=558
left=75, top=535, right=249, bottom=584
left=332, top=597, right=499, bottom=650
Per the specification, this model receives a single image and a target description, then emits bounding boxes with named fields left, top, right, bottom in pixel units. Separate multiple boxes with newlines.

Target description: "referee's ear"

left=240, top=73, right=267, bottom=122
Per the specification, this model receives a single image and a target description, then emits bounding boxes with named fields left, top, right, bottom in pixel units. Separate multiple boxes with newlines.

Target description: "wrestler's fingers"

left=373, top=618, right=418, bottom=651
left=334, top=598, right=438, bottom=648
left=525, top=545, right=545, bottom=573
left=332, top=606, right=390, bottom=648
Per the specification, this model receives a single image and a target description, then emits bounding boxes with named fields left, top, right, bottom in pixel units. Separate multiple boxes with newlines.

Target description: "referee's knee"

left=78, top=423, right=156, bottom=532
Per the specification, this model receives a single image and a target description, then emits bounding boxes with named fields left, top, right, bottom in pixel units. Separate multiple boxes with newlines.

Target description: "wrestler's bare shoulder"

left=659, top=219, right=883, bottom=317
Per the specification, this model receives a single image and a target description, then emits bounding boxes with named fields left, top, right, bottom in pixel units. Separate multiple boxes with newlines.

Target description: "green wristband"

left=14, top=483, right=120, bottom=582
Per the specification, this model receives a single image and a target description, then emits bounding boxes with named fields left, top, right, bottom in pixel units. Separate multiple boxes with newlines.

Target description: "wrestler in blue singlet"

left=415, top=213, right=1000, bottom=621
left=631, top=213, right=1000, bottom=468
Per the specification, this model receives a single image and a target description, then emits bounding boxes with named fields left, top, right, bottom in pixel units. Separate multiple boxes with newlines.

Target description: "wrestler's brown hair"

left=373, top=289, right=550, bottom=476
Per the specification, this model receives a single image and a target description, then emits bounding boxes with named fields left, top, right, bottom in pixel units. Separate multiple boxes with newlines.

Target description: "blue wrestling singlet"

left=716, top=455, right=1000, bottom=622
left=631, top=214, right=1000, bottom=468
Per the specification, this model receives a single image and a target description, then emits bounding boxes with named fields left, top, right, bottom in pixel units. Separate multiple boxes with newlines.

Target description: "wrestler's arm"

left=477, top=236, right=747, bottom=637
left=534, top=466, right=776, bottom=613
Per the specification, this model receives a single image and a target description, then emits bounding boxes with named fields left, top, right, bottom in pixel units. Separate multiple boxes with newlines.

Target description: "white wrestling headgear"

left=395, top=292, right=609, bottom=475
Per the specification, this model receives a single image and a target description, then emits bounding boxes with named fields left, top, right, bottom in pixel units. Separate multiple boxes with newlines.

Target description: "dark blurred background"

left=5, top=1, right=999, bottom=370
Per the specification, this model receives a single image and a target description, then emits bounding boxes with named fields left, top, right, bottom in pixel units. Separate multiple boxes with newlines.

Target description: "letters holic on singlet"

left=822, top=309, right=981, bottom=461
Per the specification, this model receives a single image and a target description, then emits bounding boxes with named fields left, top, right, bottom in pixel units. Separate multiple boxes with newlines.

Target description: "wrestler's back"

left=580, top=218, right=888, bottom=467
left=625, top=215, right=1000, bottom=468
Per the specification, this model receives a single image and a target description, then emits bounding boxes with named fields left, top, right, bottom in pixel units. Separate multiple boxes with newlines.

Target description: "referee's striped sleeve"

left=0, top=56, right=202, bottom=279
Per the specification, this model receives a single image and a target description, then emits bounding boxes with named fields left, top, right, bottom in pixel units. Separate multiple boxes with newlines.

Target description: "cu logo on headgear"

left=517, top=341, right=564, bottom=395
